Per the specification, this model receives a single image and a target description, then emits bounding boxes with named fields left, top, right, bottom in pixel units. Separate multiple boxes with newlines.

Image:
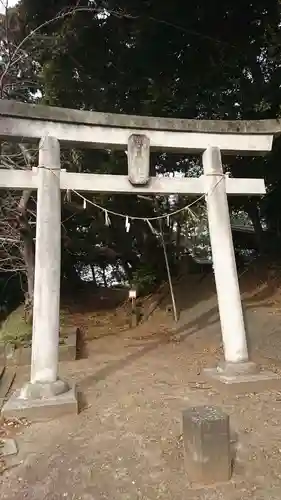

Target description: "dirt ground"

left=2, top=271, right=281, bottom=499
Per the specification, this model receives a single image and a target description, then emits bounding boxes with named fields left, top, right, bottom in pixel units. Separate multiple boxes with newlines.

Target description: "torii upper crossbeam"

left=0, top=99, right=277, bottom=153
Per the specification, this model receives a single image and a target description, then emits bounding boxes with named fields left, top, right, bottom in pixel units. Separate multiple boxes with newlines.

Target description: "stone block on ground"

left=182, top=405, right=231, bottom=484
left=0, top=367, right=16, bottom=410
left=0, top=438, right=17, bottom=457
left=5, top=331, right=77, bottom=366
left=0, top=343, right=5, bottom=387
left=1, top=384, right=78, bottom=422
left=0, top=342, right=5, bottom=367
left=0, top=364, right=4, bottom=381
left=59, top=332, right=77, bottom=361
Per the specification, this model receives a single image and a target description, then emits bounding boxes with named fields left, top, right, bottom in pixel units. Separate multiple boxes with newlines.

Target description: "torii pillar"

left=202, top=146, right=281, bottom=392
left=2, top=137, right=77, bottom=421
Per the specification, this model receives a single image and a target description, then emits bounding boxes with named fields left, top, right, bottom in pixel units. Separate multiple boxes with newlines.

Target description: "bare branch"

left=0, top=5, right=134, bottom=93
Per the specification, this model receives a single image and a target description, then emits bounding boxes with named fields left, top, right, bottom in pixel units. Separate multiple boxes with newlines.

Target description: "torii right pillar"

left=202, top=146, right=281, bottom=393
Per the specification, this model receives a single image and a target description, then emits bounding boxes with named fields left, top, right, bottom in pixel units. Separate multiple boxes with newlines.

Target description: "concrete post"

left=203, top=146, right=248, bottom=364
left=21, top=136, right=68, bottom=398
left=182, top=406, right=231, bottom=484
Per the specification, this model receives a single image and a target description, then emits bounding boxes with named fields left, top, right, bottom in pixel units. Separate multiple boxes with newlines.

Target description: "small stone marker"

left=182, top=405, right=231, bottom=484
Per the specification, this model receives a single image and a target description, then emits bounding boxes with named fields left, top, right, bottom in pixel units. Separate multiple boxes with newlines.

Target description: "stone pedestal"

left=1, top=383, right=78, bottom=422
left=204, top=361, right=281, bottom=394
left=182, top=405, right=231, bottom=484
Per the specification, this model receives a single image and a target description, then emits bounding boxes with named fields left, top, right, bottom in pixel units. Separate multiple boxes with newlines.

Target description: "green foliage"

left=2, top=0, right=281, bottom=295
left=132, top=265, right=159, bottom=295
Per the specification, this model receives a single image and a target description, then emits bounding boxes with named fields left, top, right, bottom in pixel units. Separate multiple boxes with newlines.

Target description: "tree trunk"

left=176, top=222, right=182, bottom=259
left=90, top=264, right=97, bottom=286
left=18, top=189, right=35, bottom=323
left=246, top=201, right=265, bottom=253
left=22, top=230, right=35, bottom=301
left=102, top=266, right=107, bottom=287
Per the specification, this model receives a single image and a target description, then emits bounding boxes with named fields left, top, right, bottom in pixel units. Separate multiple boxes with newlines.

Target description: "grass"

left=0, top=305, right=72, bottom=347
left=0, top=288, right=130, bottom=347
left=0, top=305, right=31, bottom=346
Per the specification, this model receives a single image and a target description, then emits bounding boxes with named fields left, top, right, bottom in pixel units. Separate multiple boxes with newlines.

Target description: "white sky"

left=0, top=0, right=17, bottom=14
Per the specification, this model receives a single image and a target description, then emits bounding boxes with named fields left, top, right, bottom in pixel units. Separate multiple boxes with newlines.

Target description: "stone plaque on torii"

left=0, top=100, right=280, bottom=419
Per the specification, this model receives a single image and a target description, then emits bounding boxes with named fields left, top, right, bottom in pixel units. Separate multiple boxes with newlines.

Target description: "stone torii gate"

left=0, top=100, right=280, bottom=419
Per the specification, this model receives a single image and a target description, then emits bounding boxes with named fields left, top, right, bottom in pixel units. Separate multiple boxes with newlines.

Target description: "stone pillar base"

left=20, top=379, right=69, bottom=399
left=1, top=381, right=78, bottom=422
left=203, top=361, right=281, bottom=394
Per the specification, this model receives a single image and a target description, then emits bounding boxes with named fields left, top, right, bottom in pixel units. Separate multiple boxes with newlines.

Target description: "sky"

left=0, top=0, right=17, bottom=14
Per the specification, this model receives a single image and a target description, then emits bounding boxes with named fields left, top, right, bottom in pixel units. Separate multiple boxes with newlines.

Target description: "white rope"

left=36, top=164, right=224, bottom=223
left=70, top=175, right=223, bottom=223
left=72, top=188, right=207, bottom=221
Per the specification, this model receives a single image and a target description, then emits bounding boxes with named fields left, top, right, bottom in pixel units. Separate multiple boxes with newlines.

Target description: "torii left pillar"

left=2, top=137, right=78, bottom=421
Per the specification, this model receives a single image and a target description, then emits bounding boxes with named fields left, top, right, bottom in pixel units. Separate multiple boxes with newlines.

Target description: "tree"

left=0, top=0, right=39, bottom=317
left=2, top=0, right=281, bottom=302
